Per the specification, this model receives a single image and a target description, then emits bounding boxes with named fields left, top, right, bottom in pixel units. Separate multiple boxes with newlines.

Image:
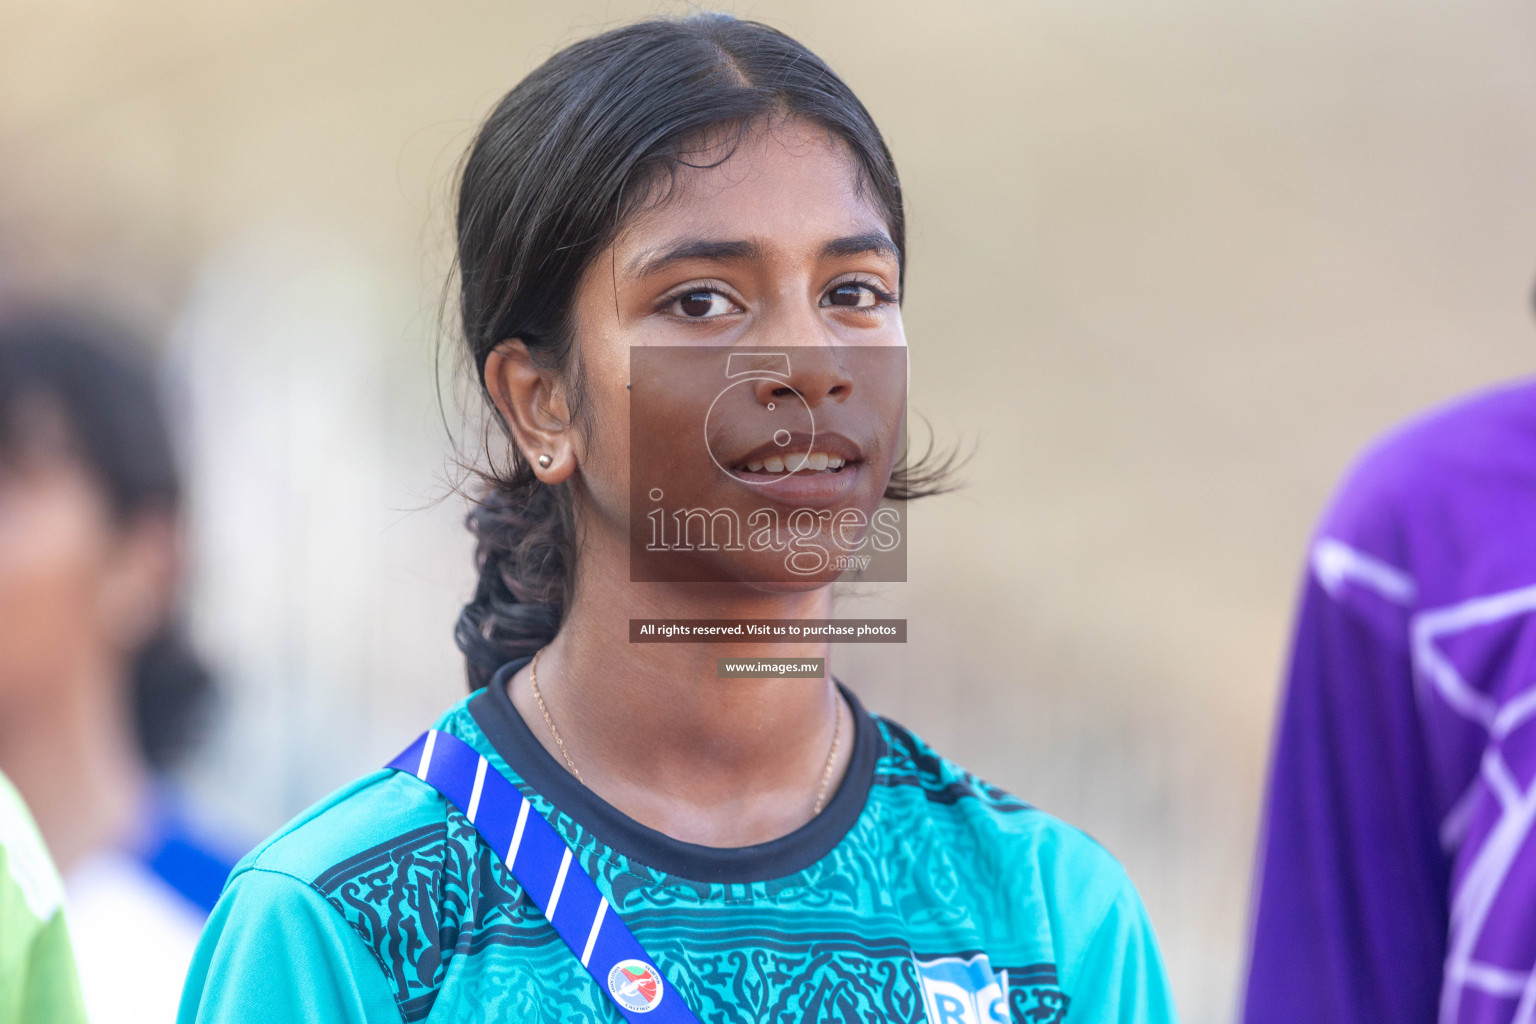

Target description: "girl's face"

left=561, top=118, right=907, bottom=587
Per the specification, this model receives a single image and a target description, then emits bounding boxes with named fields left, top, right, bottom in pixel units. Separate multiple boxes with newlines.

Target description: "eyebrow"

left=628, top=239, right=763, bottom=278
left=627, top=232, right=901, bottom=278
left=820, top=232, right=900, bottom=263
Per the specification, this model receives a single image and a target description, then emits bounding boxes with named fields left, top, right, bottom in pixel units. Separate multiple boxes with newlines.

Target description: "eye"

left=666, top=289, right=738, bottom=319
left=822, top=281, right=892, bottom=309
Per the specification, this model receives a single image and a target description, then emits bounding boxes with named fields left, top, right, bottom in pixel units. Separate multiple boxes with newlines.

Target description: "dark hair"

left=0, top=310, right=212, bottom=772
left=453, top=13, right=950, bottom=688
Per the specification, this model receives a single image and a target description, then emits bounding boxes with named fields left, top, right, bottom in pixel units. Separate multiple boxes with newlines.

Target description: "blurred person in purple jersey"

left=0, top=308, right=239, bottom=1024
left=1244, top=293, right=1536, bottom=1024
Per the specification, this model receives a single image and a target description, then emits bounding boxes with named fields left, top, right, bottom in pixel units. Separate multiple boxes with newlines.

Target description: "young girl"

left=178, top=14, right=1177, bottom=1023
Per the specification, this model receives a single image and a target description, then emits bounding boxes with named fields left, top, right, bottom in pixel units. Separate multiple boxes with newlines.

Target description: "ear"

left=483, top=340, right=577, bottom=483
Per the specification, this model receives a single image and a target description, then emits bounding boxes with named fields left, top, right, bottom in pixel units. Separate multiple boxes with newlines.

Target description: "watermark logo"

left=703, top=352, right=815, bottom=484
left=629, top=345, right=908, bottom=584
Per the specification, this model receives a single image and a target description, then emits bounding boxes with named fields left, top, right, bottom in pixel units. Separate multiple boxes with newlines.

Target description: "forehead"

left=0, top=392, right=78, bottom=470
left=614, top=119, right=891, bottom=260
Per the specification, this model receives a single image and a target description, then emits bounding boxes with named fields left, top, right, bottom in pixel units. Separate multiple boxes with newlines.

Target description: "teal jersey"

left=179, top=667, right=1176, bottom=1024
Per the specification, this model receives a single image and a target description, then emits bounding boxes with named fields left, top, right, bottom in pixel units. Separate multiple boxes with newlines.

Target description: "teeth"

left=742, top=452, right=850, bottom=473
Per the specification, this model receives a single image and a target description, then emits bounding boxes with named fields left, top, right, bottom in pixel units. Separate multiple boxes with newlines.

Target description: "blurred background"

left=2, top=0, right=1535, bottom=1019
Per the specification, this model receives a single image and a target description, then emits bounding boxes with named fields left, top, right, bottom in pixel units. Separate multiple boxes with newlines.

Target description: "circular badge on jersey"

left=607, top=959, right=664, bottom=1013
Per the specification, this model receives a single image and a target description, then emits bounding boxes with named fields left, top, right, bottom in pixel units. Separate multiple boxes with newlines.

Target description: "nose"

left=739, top=283, right=855, bottom=409
left=752, top=350, right=854, bottom=411
left=750, top=347, right=852, bottom=409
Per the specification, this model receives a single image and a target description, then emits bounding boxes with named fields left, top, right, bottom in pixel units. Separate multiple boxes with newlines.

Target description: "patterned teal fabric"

left=178, top=697, right=1177, bottom=1023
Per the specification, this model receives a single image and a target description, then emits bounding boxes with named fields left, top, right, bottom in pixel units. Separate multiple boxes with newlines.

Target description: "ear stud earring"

left=537, top=454, right=553, bottom=469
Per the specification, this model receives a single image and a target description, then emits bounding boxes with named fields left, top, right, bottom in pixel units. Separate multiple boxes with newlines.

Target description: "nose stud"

left=537, top=454, right=553, bottom=469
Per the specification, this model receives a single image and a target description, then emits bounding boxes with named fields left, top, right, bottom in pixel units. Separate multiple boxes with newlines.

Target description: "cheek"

left=0, top=491, right=110, bottom=700
left=566, top=293, right=634, bottom=490
left=572, top=368, right=636, bottom=523
left=624, top=351, right=723, bottom=507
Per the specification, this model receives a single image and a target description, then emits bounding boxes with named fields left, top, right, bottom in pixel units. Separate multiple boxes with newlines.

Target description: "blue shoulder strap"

left=386, top=730, right=702, bottom=1023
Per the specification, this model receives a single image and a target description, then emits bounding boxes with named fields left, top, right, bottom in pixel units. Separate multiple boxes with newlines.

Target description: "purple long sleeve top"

left=1245, top=378, right=1536, bottom=1024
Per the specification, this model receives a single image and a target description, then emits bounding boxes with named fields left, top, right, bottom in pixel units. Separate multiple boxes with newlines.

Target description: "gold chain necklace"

left=528, top=648, right=843, bottom=815
left=813, top=692, right=843, bottom=815
left=530, top=648, right=584, bottom=785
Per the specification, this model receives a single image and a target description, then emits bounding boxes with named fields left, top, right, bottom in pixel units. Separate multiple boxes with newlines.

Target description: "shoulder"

left=872, top=715, right=1134, bottom=915
left=234, top=700, right=485, bottom=889
left=1322, top=378, right=1536, bottom=542
left=868, top=716, right=1168, bottom=1010
left=214, top=769, right=477, bottom=1016
left=0, top=773, right=89, bottom=1024
left=202, top=701, right=548, bottom=1021
left=234, top=769, right=460, bottom=890
left=0, top=769, right=65, bottom=928
left=1302, top=377, right=1536, bottom=612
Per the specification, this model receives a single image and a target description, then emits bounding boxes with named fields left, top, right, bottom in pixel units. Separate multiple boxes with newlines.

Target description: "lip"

left=716, top=431, right=866, bottom=507
left=731, top=459, right=864, bottom=507
left=727, top=431, right=864, bottom=470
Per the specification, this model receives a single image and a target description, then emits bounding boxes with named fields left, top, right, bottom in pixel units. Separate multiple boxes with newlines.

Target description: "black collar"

left=468, top=656, right=880, bottom=884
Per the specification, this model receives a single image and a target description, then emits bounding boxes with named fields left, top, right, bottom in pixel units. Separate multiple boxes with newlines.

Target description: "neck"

left=0, top=662, right=148, bottom=877
left=507, top=541, right=854, bottom=848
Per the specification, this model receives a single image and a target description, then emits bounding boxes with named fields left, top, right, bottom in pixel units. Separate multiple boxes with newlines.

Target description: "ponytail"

left=454, top=471, right=574, bottom=689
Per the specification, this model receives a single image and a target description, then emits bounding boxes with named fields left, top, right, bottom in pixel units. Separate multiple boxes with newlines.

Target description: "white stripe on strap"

left=580, top=898, right=608, bottom=967
left=507, top=799, right=530, bottom=868
left=466, top=757, right=488, bottom=823
left=546, top=847, right=573, bottom=921
left=415, top=731, right=437, bottom=780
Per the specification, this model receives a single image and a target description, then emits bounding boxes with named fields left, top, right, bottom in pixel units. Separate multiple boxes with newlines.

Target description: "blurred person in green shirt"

left=0, top=310, right=241, bottom=1024
left=0, top=768, right=87, bottom=1023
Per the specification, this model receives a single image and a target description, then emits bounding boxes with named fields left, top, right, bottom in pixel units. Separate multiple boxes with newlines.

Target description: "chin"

left=737, top=576, right=837, bottom=596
